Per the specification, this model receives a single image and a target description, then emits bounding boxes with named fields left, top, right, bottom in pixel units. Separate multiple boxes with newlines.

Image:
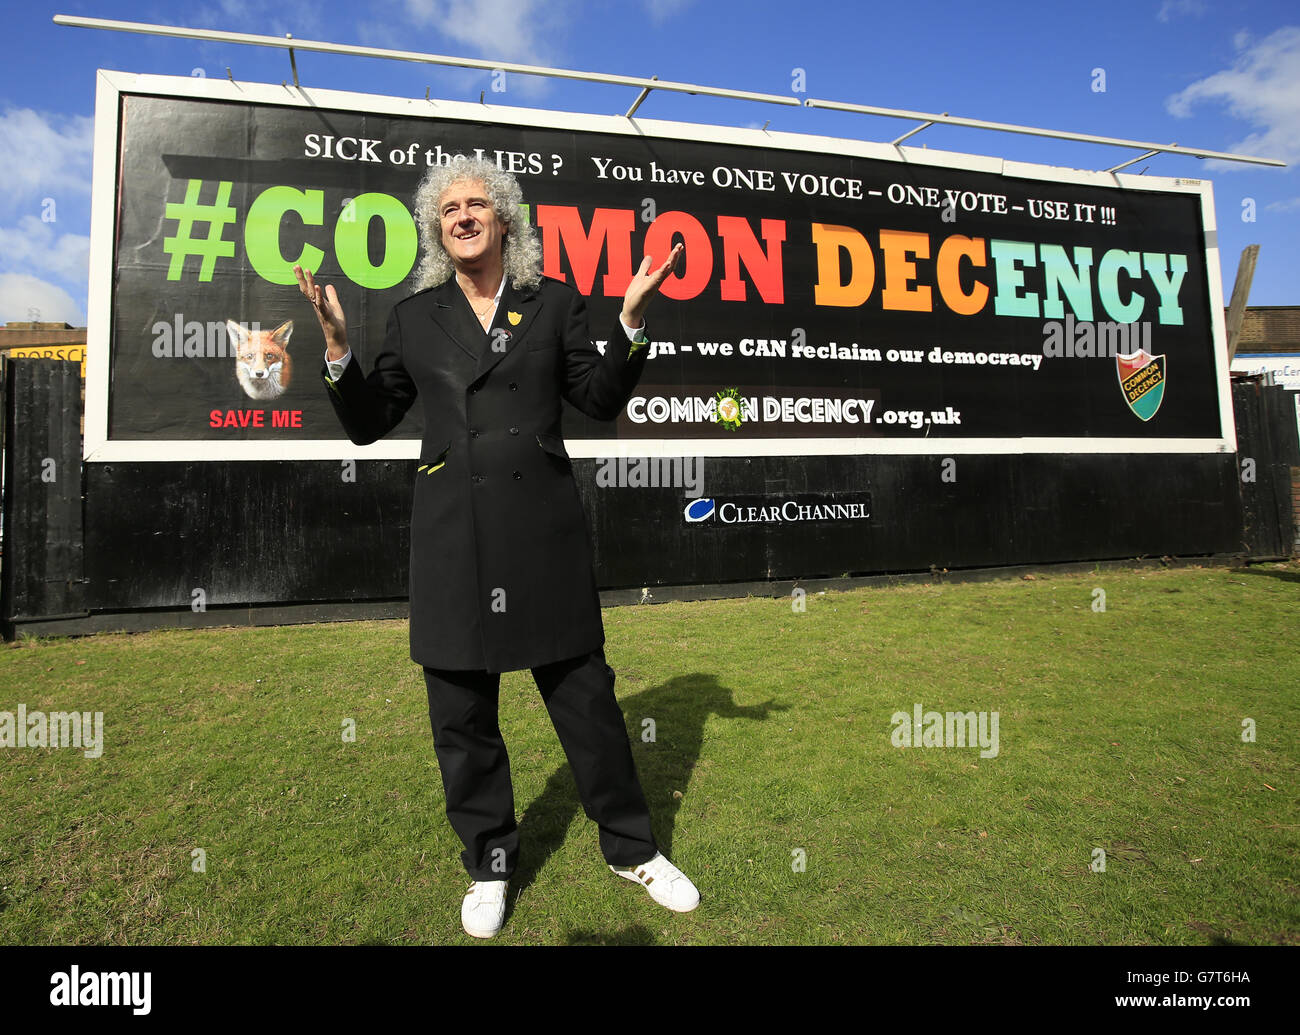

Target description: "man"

left=294, top=155, right=694, bottom=939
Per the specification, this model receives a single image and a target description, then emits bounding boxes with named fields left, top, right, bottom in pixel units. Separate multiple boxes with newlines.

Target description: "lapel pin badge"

left=508, top=310, right=522, bottom=326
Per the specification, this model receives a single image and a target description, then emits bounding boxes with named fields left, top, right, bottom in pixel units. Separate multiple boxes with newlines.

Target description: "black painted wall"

left=78, top=450, right=1244, bottom=617
left=2, top=361, right=1295, bottom=635
left=1, top=358, right=84, bottom=623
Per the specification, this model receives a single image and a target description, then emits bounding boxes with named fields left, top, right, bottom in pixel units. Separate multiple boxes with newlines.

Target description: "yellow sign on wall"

left=5, top=345, right=86, bottom=379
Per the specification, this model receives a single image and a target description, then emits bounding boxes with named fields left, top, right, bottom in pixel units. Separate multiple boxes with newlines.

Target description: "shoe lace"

left=636, top=855, right=681, bottom=884
left=467, top=880, right=507, bottom=901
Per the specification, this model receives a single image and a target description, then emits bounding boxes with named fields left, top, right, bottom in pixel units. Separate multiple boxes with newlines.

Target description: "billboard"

left=85, top=70, right=1235, bottom=460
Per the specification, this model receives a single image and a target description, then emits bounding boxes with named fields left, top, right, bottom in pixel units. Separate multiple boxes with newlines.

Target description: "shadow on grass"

left=563, top=924, right=658, bottom=945
left=504, top=671, right=786, bottom=920
left=1231, top=565, right=1300, bottom=584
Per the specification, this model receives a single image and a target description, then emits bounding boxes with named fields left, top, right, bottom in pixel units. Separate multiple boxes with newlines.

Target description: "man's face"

left=438, top=178, right=505, bottom=271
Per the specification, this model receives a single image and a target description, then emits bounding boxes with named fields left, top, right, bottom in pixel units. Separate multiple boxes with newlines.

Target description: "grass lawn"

left=1, top=561, right=1297, bottom=945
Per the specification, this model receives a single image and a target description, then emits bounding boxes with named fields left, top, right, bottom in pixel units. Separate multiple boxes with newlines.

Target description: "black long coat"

left=322, top=276, right=649, bottom=673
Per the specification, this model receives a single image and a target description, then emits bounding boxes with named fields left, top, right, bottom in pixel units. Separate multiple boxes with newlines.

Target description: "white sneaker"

left=461, top=880, right=507, bottom=938
left=610, top=853, right=700, bottom=913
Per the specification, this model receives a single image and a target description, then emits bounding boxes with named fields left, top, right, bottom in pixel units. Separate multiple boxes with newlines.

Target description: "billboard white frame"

left=85, top=69, right=1236, bottom=461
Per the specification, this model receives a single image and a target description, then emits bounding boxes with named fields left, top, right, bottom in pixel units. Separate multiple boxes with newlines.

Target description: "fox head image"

left=229, top=319, right=293, bottom=401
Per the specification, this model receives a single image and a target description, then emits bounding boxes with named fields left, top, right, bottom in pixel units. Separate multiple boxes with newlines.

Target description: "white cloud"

left=1157, top=0, right=1207, bottom=23
left=0, top=273, right=85, bottom=326
left=353, top=0, right=587, bottom=100
left=644, top=0, right=694, bottom=23
left=191, top=0, right=324, bottom=37
left=1166, top=26, right=1300, bottom=165
left=391, top=0, right=564, bottom=66
left=1264, top=196, right=1300, bottom=213
left=0, top=108, right=94, bottom=213
left=0, top=216, right=91, bottom=284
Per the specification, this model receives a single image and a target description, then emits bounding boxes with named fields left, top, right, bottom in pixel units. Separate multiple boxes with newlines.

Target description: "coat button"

left=512, top=471, right=522, bottom=480
left=470, top=428, right=479, bottom=437
left=508, top=382, right=518, bottom=391
left=509, top=427, right=519, bottom=435
left=473, top=474, right=484, bottom=484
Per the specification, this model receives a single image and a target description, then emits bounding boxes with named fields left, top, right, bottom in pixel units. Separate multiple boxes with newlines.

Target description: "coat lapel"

left=474, top=280, right=543, bottom=382
left=426, top=279, right=484, bottom=362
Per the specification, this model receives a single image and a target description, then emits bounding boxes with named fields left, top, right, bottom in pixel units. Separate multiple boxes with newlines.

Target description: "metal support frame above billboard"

left=54, top=12, right=1285, bottom=172
left=802, top=97, right=1285, bottom=170
left=892, top=116, right=946, bottom=147
left=51, top=14, right=800, bottom=110
left=1106, top=150, right=1162, bottom=175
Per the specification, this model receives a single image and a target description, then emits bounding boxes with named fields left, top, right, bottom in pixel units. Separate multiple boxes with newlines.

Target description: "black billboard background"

left=107, top=91, right=1222, bottom=446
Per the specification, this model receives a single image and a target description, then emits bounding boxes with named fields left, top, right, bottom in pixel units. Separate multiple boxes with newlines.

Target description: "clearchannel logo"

left=685, top=498, right=717, bottom=522
left=683, top=495, right=871, bottom=525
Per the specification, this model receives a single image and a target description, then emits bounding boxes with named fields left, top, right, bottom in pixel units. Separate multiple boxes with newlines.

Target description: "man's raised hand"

left=621, top=242, right=684, bottom=330
left=294, top=263, right=349, bottom=361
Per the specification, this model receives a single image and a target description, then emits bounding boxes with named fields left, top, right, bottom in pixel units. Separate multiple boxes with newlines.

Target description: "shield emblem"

left=1116, top=349, right=1166, bottom=421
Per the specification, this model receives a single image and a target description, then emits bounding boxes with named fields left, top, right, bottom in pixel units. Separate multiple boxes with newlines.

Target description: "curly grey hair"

left=409, top=154, right=543, bottom=292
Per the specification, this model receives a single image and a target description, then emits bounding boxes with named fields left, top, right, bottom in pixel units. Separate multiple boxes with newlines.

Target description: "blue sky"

left=4, top=0, right=1298, bottom=325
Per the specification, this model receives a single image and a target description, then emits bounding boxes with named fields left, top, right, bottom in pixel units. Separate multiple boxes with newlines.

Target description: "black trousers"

left=422, top=648, right=658, bottom=881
